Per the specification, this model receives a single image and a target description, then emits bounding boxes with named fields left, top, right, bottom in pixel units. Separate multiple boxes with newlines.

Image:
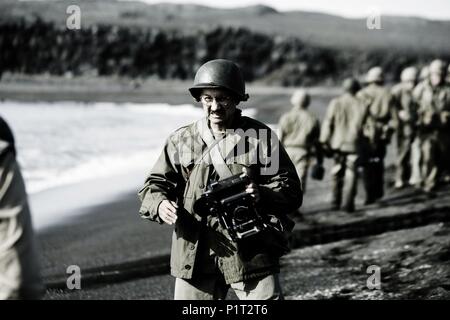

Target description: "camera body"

left=194, top=172, right=266, bottom=241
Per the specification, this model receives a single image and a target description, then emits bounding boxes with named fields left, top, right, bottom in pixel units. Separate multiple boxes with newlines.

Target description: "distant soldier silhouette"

left=447, top=64, right=450, bottom=84
left=320, top=78, right=365, bottom=212
left=357, top=67, right=396, bottom=204
left=391, top=67, right=419, bottom=189
left=414, top=59, right=450, bottom=194
left=409, top=66, right=430, bottom=187
left=278, top=89, right=322, bottom=194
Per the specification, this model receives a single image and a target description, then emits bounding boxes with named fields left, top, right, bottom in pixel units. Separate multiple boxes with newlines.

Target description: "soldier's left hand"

left=246, top=182, right=260, bottom=202
left=398, top=110, right=409, bottom=121
left=441, top=111, right=450, bottom=125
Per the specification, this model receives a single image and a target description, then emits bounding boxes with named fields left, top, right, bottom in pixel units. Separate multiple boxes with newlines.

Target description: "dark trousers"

left=331, top=152, right=359, bottom=211
left=395, top=131, right=414, bottom=187
left=363, top=156, right=385, bottom=203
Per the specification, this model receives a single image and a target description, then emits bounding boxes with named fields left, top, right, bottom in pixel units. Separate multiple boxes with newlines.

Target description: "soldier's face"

left=200, top=89, right=237, bottom=128
left=430, top=73, right=444, bottom=86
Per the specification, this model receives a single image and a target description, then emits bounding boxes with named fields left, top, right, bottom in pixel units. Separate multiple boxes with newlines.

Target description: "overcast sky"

left=125, top=0, right=450, bottom=20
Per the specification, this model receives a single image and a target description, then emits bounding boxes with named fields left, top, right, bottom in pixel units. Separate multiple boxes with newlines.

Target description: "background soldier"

left=409, top=65, right=430, bottom=187
left=278, top=89, right=322, bottom=193
left=357, top=67, right=396, bottom=204
left=320, top=78, right=365, bottom=212
left=447, top=64, right=450, bottom=84
left=419, top=66, right=430, bottom=83
left=391, top=66, right=419, bottom=189
left=414, top=59, right=450, bottom=194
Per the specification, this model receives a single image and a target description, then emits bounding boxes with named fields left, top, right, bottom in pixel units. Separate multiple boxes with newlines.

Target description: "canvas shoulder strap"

left=196, top=118, right=233, bottom=179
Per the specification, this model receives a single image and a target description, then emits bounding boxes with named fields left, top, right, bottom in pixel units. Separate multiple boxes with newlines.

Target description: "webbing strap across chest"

left=196, top=118, right=233, bottom=179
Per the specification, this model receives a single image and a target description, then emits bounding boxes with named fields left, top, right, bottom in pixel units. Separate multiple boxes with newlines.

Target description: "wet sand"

left=41, top=181, right=450, bottom=300
left=38, top=155, right=450, bottom=300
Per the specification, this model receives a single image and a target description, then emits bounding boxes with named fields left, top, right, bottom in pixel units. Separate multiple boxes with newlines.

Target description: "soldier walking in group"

left=414, top=59, right=450, bottom=195
left=357, top=67, right=396, bottom=204
left=391, top=67, right=419, bottom=189
left=409, top=65, right=430, bottom=187
left=320, top=78, right=365, bottom=212
left=447, top=64, right=450, bottom=84
left=278, top=89, right=323, bottom=193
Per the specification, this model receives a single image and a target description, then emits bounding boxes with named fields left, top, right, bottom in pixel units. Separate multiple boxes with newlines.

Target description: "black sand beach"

left=39, top=167, right=450, bottom=300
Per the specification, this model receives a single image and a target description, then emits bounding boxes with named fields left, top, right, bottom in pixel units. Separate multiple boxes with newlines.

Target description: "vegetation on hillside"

left=1, top=1, right=449, bottom=85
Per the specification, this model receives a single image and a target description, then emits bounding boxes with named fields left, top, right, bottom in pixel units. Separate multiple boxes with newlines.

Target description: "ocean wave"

left=2, top=101, right=261, bottom=196
left=25, top=151, right=159, bottom=194
left=1, top=101, right=204, bottom=194
left=123, top=103, right=202, bottom=115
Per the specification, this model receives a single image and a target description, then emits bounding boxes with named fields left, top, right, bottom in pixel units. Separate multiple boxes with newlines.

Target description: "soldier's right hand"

left=398, top=110, right=410, bottom=121
left=321, top=142, right=333, bottom=158
left=441, top=111, right=450, bottom=126
left=158, top=200, right=178, bottom=225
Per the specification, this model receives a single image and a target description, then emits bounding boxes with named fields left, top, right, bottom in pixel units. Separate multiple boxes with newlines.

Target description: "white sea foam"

left=0, top=101, right=260, bottom=229
left=1, top=101, right=204, bottom=194
left=24, top=150, right=157, bottom=194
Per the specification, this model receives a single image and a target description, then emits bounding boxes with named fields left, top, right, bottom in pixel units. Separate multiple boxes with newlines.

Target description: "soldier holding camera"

left=138, top=59, right=302, bottom=300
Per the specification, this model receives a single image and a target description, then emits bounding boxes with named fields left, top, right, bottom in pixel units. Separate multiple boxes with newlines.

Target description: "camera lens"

left=233, top=206, right=248, bottom=222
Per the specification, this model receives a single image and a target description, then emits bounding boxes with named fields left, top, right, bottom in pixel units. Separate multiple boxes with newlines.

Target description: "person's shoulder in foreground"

left=0, top=116, right=43, bottom=300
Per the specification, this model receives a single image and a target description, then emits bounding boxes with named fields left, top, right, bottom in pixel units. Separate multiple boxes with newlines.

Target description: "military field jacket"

left=278, top=106, right=321, bottom=152
left=320, top=93, right=366, bottom=153
left=413, top=80, right=450, bottom=135
left=357, top=84, right=396, bottom=151
left=391, top=82, right=418, bottom=135
left=138, top=111, right=302, bottom=284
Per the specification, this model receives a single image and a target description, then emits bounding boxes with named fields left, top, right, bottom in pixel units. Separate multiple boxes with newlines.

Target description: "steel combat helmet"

left=419, top=66, right=429, bottom=81
left=290, top=89, right=310, bottom=108
left=366, top=66, right=384, bottom=83
left=400, top=67, right=418, bottom=82
left=342, top=78, right=361, bottom=94
left=429, top=59, right=446, bottom=75
left=189, top=59, right=249, bottom=102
